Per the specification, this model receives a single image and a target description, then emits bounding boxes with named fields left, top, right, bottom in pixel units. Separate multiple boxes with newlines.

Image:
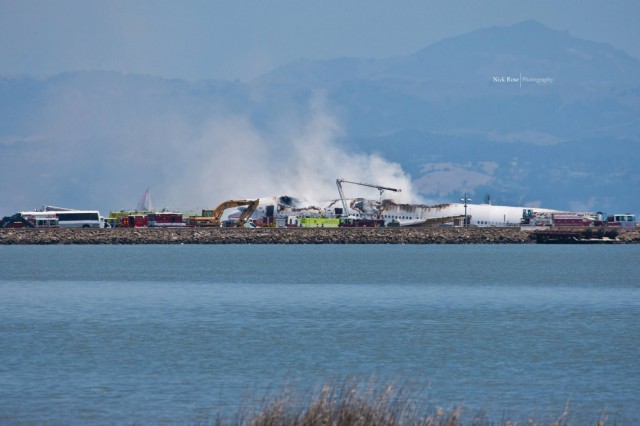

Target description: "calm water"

left=0, top=244, right=638, bottom=424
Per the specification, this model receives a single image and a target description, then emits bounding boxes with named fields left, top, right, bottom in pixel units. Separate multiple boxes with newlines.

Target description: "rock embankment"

left=0, top=227, right=534, bottom=244
left=1, top=227, right=638, bottom=245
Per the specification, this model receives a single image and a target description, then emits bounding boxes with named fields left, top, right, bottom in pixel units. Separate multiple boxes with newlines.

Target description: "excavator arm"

left=234, top=199, right=260, bottom=227
left=189, top=199, right=260, bottom=227
left=208, top=200, right=250, bottom=221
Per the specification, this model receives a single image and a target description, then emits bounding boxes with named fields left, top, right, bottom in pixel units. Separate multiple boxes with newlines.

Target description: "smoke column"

left=165, top=92, right=421, bottom=209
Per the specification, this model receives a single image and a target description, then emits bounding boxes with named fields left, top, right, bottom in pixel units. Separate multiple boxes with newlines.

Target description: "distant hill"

left=256, top=20, right=640, bottom=140
left=259, top=20, right=640, bottom=87
left=1, top=21, right=639, bottom=215
left=252, top=20, right=640, bottom=212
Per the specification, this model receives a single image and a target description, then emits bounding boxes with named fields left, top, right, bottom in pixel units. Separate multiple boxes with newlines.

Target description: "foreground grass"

left=203, top=381, right=613, bottom=426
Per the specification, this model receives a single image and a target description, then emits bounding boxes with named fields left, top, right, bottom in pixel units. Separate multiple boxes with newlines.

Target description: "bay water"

left=1, top=244, right=638, bottom=424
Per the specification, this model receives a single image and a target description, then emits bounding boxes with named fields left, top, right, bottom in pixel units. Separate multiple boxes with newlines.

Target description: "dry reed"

left=204, top=380, right=613, bottom=426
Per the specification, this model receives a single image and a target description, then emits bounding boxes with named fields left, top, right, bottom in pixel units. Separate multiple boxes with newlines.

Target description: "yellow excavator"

left=187, top=199, right=260, bottom=227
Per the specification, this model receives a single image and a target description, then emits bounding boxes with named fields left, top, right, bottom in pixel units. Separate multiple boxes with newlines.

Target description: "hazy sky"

left=1, top=0, right=638, bottom=81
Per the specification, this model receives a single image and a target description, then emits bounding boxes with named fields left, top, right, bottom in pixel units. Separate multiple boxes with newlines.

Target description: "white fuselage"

left=238, top=196, right=560, bottom=227
left=380, top=202, right=559, bottom=227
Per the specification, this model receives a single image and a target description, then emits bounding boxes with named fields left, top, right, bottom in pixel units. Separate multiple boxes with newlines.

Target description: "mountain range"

left=1, top=20, right=639, bottom=215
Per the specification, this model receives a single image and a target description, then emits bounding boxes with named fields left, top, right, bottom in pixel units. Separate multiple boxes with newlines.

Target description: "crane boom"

left=336, top=179, right=401, bottom=217
left=188, top=199, right=259, bottom=227
left=337, top=179, right=401, bottom=193
left=234, top=199, right=260, bottom=227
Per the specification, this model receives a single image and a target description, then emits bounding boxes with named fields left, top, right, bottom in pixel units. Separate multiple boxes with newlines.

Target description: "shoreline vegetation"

left=203, top=381, right=613, bottom=426
left=1, top=227, right=639, bottom=245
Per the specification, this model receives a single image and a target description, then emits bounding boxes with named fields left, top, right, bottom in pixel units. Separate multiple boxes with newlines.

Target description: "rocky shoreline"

left=1, top=227, right=639, bottom=245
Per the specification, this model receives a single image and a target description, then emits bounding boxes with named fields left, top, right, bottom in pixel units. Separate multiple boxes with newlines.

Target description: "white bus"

left=55, top=210, right=102, bottom=228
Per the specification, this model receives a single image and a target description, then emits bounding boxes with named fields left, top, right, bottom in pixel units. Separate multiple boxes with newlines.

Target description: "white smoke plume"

left=164, top=92, right=419, bottom=211
left=0, top=77, right=420, bottom=216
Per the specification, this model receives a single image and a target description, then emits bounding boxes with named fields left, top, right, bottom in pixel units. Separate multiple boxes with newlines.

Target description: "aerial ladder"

left=335, top=179, right=401, bottom=218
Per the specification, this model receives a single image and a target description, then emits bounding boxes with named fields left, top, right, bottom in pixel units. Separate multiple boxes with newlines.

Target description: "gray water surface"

left=1, top=245, right=638, bottom=424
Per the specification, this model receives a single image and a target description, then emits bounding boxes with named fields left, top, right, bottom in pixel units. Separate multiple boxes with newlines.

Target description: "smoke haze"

left=0, top=83, right=417, bottom=215
left=3, top=17, right=639, bottom=215
left=166, top=92, right=418, bottom=210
